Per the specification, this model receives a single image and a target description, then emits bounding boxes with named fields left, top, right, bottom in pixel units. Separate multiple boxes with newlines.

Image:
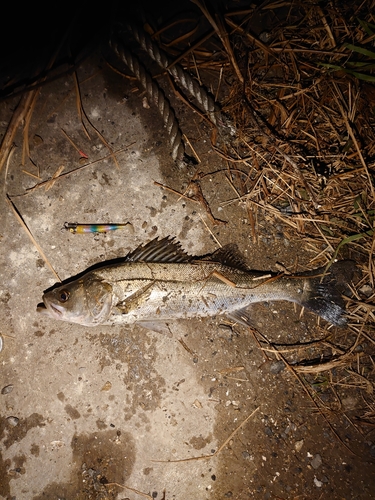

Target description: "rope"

left=124, top=23, right=221, bottom=126
left=110, top=39, right=186, bottom=166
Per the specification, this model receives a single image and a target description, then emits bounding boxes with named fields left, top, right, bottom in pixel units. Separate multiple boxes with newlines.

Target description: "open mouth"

left=36, top=300, right=63, bottom=317
left=49, top=304, right=63, bottom=316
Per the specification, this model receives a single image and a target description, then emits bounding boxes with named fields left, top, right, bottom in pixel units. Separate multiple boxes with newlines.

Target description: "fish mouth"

left=36, top=300, right=63, bottom=318
left=36, top=302, right=48, bottom=316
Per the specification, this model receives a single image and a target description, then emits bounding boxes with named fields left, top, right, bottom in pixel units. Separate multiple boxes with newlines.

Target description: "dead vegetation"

left=140, top=0, right=375, bottom=437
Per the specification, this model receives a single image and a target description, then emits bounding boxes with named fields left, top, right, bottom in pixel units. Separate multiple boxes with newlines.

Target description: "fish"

left=36, top=237, right=356, bottom=330
left=64, top=222, right=131, bottom=234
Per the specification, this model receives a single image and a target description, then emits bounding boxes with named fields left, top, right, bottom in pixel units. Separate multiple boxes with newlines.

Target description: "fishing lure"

left=64, top=222, right=130, bottom=234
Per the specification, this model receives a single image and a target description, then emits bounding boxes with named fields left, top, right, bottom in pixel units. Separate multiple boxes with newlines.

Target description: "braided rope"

left=110, top=39, right=185, bottom=165
left=125, top=23, right=220, bottom=125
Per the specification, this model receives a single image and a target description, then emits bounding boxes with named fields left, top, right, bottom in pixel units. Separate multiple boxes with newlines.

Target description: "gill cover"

left=40, top=275, right=113, bottom=326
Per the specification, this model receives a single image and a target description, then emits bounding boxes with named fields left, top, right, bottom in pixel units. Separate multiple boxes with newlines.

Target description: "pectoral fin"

left=116, top=281, right=154, bottom=314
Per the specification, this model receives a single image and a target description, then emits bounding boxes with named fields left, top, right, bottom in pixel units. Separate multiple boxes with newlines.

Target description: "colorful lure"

left=64, top=222, right=130, bottom=234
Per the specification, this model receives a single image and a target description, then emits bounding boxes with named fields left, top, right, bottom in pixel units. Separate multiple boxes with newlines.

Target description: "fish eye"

left=59, top=290, right=70, bottom=302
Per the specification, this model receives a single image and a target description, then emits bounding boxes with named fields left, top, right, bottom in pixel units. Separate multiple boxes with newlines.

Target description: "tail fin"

left=299, top=261, right=357, bottom=326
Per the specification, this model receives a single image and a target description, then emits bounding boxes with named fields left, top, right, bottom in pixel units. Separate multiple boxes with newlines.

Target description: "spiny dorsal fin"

left=125, top=237, right=192, bottom=263
left=203, top=244, right=249, bottom=271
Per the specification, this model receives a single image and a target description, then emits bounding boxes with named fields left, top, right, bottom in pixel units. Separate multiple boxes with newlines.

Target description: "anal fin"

left=227, top=308, right=254, bottom=328
left=136, top=321, right=173, bottom=337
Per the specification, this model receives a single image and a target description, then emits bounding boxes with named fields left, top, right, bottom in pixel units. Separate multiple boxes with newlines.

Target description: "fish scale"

left=101, top=262, right=290, bottom=320
left=37, top=237, right=356, bottom=330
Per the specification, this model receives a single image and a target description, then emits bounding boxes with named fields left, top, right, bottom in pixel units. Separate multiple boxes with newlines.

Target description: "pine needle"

left=5, top=194, right=61, bottom=282
left=151, top=406, right=259, bottom=463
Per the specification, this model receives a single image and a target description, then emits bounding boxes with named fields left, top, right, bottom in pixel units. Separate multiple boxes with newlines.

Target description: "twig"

left=333, top=92, right=375, bottom=198
left=72, top=71, right=91, bottom=140
left=73, top=72, right=120, bottom=169
left=0, top=92, right=36, bottom=172
left=272, top=144, right=320, bottom=211
left=187, top=174, right=227, bottom=226
left=44, top=165, right=65, bottom=192
left=278, top=350, right=362, bottom=457
left=104, top=482, right=153, bottom=499
left=22, top=92, right=40, bottom=165
left=151, top=406, right=259, bottom=463
left=4, top=144, right=16, bottom=188
left=191, top=0, right=244, bottom=83
left=182, top=134, right=201, bottom=163
left=154, top=181, right=200, bottom=203
left=198, top=214, right=222, bottom=247
left=60, top=128, right=87, bottom=156
left=12, top=147, right=131, bottom=196
left=5, top=194, right=61, bottom=282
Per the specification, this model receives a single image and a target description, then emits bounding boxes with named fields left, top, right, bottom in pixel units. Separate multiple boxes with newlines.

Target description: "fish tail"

left=298, top=260, right=357, bottom=326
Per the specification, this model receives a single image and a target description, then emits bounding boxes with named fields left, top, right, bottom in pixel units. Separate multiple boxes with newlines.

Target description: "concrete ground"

left=1, top=11, right=375, bottom=500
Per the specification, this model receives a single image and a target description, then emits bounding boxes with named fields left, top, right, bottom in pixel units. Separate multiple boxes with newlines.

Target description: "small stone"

left=314, top=476, right=323, bottom=488
left=341, top=396, right=358, bottom=410
left=101, top=381, right=112, bottom=391
left=311, top=454, right=322, bottom=469
left=259, top=31, right=272, bottom=43
left=359, top=284, right=373, bottom=297
left=285, top=422, right=296, bottom=433
left=7, top=416, right=19, bottom=426
left=295, top=440, right=304, bottom=452
left=1, top=384, right=13, bottom=395
left=33, top=134, right=44, bottom=146
left=270, top=360, right=285, bottom=374
left=142, top=96, right=150, bottom=109
left=50, top=440, right=64, bottom=450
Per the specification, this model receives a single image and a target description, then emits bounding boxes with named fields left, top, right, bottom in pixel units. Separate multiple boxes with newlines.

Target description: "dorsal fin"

left=205, top=244, right=249, bottom=271
left=125, top=237, right=192, bottom=263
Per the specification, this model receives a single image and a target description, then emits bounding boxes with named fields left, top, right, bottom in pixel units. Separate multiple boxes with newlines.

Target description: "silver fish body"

left=37, top=237, right=355, bottom=328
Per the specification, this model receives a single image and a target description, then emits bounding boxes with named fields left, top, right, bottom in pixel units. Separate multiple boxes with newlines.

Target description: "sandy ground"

left=1, top=24, right=375, bottom=500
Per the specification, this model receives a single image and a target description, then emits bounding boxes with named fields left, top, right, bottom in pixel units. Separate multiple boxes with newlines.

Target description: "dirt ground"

left=1, top=3, right=375, bottom=499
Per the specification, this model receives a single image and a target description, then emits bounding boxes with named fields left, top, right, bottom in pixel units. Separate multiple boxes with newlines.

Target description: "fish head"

left=37, top=275, right=113, bottom=326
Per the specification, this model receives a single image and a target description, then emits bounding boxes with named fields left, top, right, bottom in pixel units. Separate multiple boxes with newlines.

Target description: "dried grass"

left=155, top=0, right=375, bottom=430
